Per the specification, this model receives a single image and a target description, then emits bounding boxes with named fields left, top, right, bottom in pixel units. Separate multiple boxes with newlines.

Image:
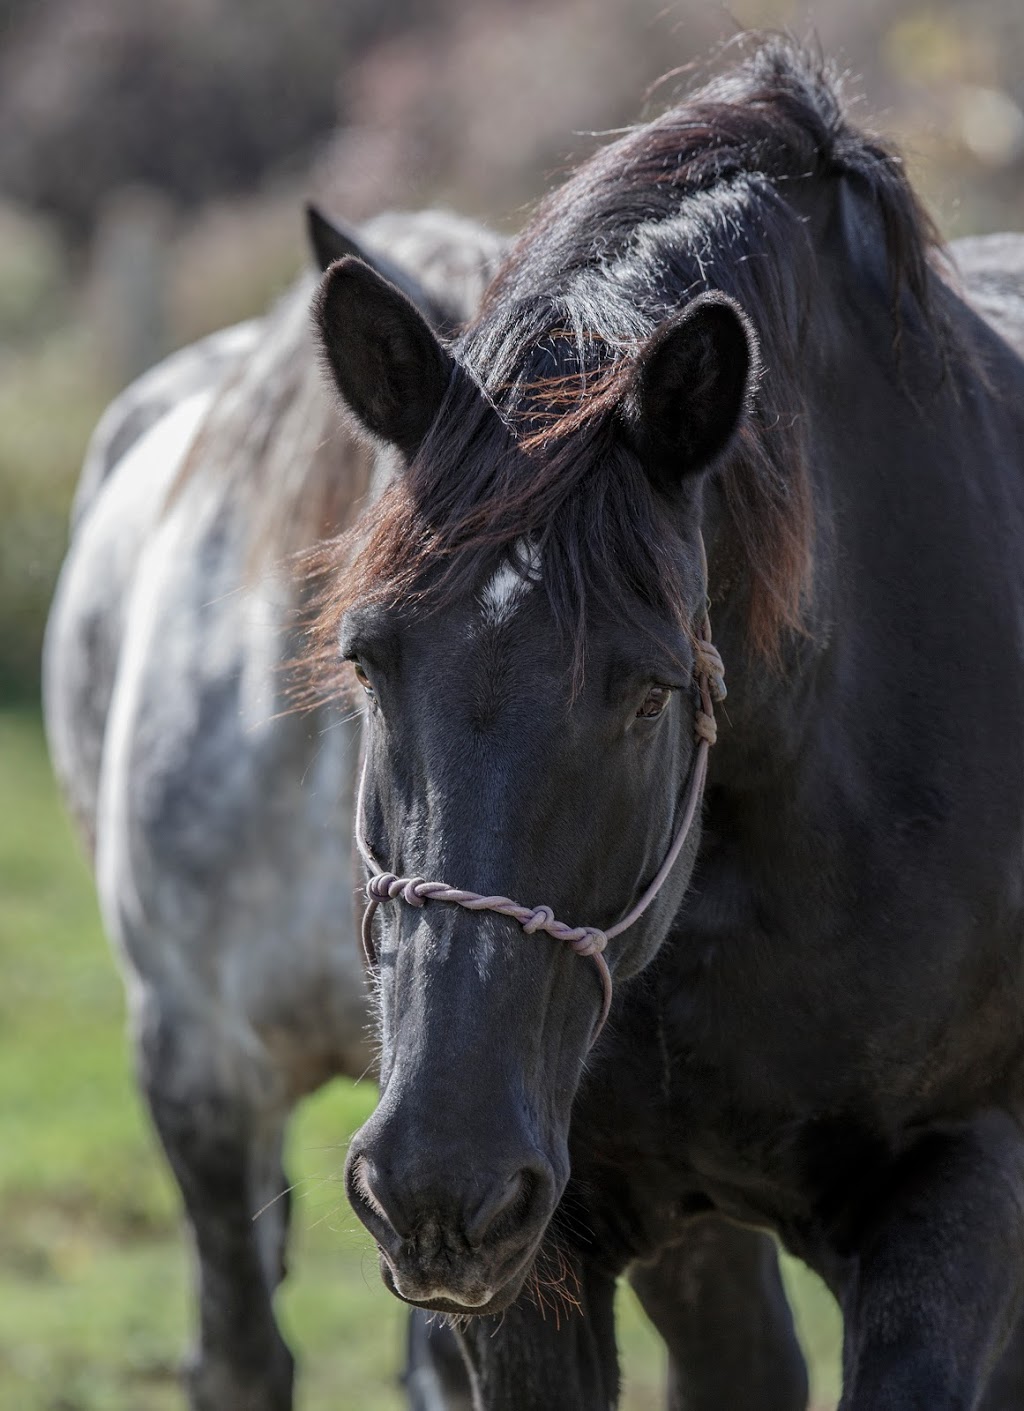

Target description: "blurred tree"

left=0, top=0, right=445, bottom=244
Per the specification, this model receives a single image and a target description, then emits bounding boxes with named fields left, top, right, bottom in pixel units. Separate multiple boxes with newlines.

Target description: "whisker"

left=250, top=1163, right=350, bottom=1224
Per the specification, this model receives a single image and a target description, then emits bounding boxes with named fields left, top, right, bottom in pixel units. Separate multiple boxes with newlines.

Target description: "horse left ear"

left=314, top=256, right=454, bottom=456
left=624, top=292, right=758, bottom=488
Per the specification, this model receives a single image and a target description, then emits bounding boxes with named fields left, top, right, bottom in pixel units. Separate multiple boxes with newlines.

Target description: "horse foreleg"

left=629, top=1216, right=808, bottom=1410
left=403, top=1310, right=474, bottom=1411
left=839, top=1110, right=1024, bottom=1411
left=453, top=1252, right=618, bottom=1411
left=979, top=1305, right=1024, bottom=1411
left=138, top=1014, right=295, bottom=1411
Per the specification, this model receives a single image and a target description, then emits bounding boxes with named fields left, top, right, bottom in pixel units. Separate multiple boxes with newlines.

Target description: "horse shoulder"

left=44, top=390, right=217, bottom=857
left=91, top=478, right=368, bottom=1089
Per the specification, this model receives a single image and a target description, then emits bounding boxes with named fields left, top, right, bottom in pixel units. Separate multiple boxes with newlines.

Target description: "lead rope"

left=356, top=538, right=725, bottom=1047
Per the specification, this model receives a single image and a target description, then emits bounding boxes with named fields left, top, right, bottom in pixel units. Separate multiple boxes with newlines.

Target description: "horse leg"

left=248, top=1120, right=292, bottom=1293
left=839, top=1111, right=1024, bottom=1410
left=454, top=1253, right=618, bottom=1411
left=629, top=1217, right=808, bottom=1410
left=402, top=1311, right=474, bottom=1411
left=979, top=1309, right=1024, bottom=1410
left=137, top=1010, right=295, bottom=1411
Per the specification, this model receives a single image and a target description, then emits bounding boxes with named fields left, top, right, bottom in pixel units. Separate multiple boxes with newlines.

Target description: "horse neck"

left=698, top=499, right=829, bottom=796
left=697, top=192, right=952, bottom=794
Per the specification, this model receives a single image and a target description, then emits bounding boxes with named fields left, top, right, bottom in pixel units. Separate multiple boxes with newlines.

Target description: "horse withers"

left=43, top=206, right=505, bottom=1410
left=311, top=41, right=1024, bottom=1411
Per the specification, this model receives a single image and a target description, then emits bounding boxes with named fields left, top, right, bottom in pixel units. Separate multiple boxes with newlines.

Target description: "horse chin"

left=377, top=1248, right=533, bottom=1317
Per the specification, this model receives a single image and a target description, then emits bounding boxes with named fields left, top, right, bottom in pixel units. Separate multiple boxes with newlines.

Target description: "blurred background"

left=0, top=0, right=1021, bottom=1407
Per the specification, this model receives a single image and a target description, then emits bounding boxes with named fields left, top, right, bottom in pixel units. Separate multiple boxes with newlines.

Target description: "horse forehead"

left=477, top=540, right=542, bottom=628
left=479, top=560, right=531, bottom=627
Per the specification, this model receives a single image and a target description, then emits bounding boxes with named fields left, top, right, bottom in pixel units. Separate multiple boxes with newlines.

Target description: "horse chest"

left=575, top=1003, right=893, bottom=1275
left=574, top=868, right=1024, bottom=1273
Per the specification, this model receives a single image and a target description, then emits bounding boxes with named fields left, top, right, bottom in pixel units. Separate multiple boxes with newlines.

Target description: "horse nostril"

left=466, top=1167, right=539, bottom=1247
left=347, top=1153, right=409, bottom=1245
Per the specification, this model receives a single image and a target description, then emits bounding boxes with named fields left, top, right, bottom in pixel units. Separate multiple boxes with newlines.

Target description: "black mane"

left=471, top=35, right=939, bottom=379
left=315, top=38, right=947, bottom=678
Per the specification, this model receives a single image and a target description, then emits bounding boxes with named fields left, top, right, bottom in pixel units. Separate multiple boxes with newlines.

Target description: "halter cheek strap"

left=356, top=548, right=724, bottom=1047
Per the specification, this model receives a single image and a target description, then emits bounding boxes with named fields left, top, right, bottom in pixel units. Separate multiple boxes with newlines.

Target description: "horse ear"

left=305, top=204, right=369, bottom=273
left=307, top=204, right=455, bottom=327
left=624, top=293, right=758, bottom=488
left=314, top=256, right=454, bottom=456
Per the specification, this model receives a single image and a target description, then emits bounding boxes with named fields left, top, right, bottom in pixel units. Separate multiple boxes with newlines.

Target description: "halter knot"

left=402, top=877, right=428, bottom=907
left=695, top=639, right=727, bottom=703
left=567, top=928, right=608, bottom=958
left=367, top=873, right=399, bottom=901
left=695, top=709, right=718, bottom=746
left=522, top=905, right=555, bottom=935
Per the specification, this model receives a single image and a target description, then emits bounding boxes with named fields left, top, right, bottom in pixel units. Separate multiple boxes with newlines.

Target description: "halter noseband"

left=356, top=547, right=724, bottom=1047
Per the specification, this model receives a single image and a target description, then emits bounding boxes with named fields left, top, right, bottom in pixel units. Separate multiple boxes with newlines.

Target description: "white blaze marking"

left=478, top=539, right=541, bottom=626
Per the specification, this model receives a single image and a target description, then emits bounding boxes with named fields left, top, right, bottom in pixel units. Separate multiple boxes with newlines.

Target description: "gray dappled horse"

left=44, top=207, right=505, bottom=1411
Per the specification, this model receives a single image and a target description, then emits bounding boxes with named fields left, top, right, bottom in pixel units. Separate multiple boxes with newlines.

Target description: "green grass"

left=0, top=709, right=841, bottom=1409
left=0, top=332, right=112, bottom=702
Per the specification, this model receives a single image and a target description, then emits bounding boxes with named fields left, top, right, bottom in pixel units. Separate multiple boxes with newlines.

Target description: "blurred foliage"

left=0, top=0, right=441, bottom=244
left=0, top=333, right=108, bottom=702
left=0, top=5, right=1019, bottom=692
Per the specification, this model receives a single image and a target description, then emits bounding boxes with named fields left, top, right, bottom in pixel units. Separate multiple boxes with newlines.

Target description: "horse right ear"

left=314, top=256, right=454, bottom=457
left=622, top=292, right=758, bottom=492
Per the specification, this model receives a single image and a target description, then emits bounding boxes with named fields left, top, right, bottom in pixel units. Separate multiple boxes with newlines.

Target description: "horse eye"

left=352, top=661, right=375, bottom=698
left=637, top=685, right=671, bottom=719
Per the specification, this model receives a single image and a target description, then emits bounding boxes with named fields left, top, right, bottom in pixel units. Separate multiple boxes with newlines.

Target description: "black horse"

left=312, top=41, right=1024, bottom=1410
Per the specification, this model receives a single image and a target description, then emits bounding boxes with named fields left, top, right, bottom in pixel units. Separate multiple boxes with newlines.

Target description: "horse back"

left=951, top=232, right=1024, bottom=360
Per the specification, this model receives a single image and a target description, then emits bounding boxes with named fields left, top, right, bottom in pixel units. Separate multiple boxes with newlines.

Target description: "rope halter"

left=358, top=542, right=724, bottom=1046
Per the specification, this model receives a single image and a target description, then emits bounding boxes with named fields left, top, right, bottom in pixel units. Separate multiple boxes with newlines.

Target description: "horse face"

left=314, top=256, right=754, bottom=1313
left=342, top=579, right=704, bottom=1313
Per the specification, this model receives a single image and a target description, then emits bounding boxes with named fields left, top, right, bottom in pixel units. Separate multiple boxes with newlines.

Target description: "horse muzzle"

left=345, top=1148, right=557, bottom=1314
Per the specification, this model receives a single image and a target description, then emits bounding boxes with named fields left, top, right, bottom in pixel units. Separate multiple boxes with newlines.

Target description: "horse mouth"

left=377, top=1245, right=535, bottom=1316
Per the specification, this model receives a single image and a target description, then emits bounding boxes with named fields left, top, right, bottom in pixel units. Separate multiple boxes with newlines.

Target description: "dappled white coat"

left=42, top=211, right=506, bottom=1315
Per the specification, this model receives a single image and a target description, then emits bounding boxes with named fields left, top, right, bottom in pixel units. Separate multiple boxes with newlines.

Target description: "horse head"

left=313, top=255, right=757, bottom=1313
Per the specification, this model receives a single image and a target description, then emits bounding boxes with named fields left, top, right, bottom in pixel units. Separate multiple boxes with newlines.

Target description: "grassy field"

left=0, top=708, right=843, bottom=1410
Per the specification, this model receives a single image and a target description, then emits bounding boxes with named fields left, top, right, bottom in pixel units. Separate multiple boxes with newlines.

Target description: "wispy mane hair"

left=309, top=37, right=948, bottom=688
